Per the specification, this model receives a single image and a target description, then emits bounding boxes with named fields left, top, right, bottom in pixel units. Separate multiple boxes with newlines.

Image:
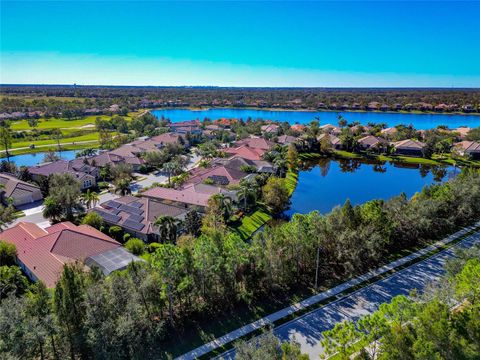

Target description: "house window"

left=84, top=179, right=92, bottom=188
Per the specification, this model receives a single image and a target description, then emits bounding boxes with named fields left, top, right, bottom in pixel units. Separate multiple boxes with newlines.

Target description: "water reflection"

left=303, top=158, right=451, bottom=182
left=286, top=158, right=454, bottom=216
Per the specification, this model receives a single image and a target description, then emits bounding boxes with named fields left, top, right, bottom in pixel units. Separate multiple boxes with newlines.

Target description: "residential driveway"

left=130, top=153, right=202, bottom=193
left=131, top=172, right=168, bottom=193
left=216, top=230, right=480, bottom=359
left=15, top=201, right=44, bottom=216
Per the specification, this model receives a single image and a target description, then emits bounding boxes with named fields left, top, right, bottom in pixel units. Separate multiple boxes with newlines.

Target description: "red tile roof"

left=142, top=183, right=230, bottom=208
left=223, top=145, right=266, bottom=161
left=186, top=165, right=246, bottom=186
left=0, top=222, right=120, bottom=287
left=234, top=137, right=274, bottom=150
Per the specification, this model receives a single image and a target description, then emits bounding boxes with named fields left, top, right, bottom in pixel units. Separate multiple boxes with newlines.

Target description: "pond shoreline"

left=151, top=106, right=480, bottom=117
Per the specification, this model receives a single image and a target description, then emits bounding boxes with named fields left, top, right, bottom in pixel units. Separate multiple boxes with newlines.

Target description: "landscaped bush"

left=108, top=226, right=123, bottom=241
left=125, top=238, right=145, bottom=255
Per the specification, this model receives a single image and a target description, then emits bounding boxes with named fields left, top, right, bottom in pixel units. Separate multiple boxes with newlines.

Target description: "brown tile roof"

left=453, top=127, right=471, bottom=139
left=277, top=135, right=297, bottom=145
left=186, top=165, right=246, bottom=186
left=393, top=139, right=426, bottom=150
left=0, top=173, right=42, bottom=200
left=223, top=145, right=266, bottom=161
left=150, top=132, right=187, bottom=146
left=142, top=183, right=231, bottom=208
left=358, top=135, right=387, bottom=147
left=96, top=196, right=187, bottom=235
left=455, top=141, right=480, bottom=153
left=0, top=222, right=120, bottom=287
left=234, top=137, right=274, bottom=150
left=29, top=160, right=97, bottom=181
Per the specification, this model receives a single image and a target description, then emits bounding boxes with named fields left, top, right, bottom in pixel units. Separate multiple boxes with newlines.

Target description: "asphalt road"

left=215, top=229, right=480, bottom=360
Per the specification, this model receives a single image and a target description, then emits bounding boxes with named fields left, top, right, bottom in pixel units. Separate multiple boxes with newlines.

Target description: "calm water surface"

left=152, top=108, right=480, bottom=130
left=286, top=159, right=456, bottom=216
left=7, top=150, right=78, bottom=167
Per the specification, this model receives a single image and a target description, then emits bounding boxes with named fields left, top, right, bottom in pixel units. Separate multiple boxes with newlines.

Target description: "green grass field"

left=10, top=132, right=100, bottom=149
left=232, top=208, right=272, bottom=240
left=4, top=111, right=144, bottom=155
left=9, top=113, right=139, bottom=131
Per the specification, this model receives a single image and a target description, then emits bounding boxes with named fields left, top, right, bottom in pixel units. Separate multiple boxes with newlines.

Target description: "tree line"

left=1, top=167, right=479, bottom=358
left=1, top=86, right=479, bottom=117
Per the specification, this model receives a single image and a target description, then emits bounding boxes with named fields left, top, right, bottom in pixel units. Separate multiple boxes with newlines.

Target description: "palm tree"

left=210, top=193, right=233, bottom=222
left=82, top=189, right=99, bottom=209
left=154, top=215, right=181, bottom=243
left=0, top=127, right=12, bottom=163
left=42, top=197, right=62, bottom=223
left=273, top=157, right=287, bottom=177
left=237, top=180, right=254, bottom=212
left=162, top=161, right=178, bottom=187
left=114, top=178, right=131, bottom=196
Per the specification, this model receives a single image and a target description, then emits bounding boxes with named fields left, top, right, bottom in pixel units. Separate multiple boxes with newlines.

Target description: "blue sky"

left=1, top=1, right=479, bottom=87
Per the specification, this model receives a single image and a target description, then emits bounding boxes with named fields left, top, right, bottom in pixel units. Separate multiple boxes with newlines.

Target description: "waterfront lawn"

left=10, top=132, right=100, bottom=149
left=329, top=150, right=480, bottom=167
left=231, top=207, right=272, bottom=240
left=285, top=169, right=299, bottom=196
left=9, top=143, right=100, bottom=156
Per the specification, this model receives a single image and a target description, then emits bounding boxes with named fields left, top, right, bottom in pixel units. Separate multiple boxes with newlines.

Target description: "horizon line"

left=1, top=84, right=480, bottom=90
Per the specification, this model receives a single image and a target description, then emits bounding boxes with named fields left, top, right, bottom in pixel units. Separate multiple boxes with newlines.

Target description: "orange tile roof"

left=0, top=222, right=120, bottom=288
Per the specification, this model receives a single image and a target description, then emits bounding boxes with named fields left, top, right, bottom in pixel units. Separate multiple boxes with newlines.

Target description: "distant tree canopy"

left=1, top=86, right=479, bottom=117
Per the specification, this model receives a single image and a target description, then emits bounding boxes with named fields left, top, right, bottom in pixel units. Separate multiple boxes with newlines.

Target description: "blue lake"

left=6, top=150, right=78, bottom=167
left=152, top=108, right=480, bottom=130
left=286, top=158, right=456, bottom=215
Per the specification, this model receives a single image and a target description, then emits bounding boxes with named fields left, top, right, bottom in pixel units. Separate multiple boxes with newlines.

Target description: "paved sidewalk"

left=176, top=221, right=480, bottom=360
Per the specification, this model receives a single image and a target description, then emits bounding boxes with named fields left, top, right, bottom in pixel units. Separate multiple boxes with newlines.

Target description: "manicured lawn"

left=11, top=115, right=111, bottom=131
left=232, top=207, right=272, bottom=240
left=10, top=132, right=100, bottom=149
left=300, top=150, right=480, bottom=169
left=285, top=168, right=299, bottom=196
left=8, top=143, right=100, bottom=156
left=10, top=111, right=143, bottom=132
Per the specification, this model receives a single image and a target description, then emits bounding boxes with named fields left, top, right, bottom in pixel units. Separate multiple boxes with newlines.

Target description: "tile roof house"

left=141, top=183, right=236, bottom=211
left=150, top=132, right=189, bottom=148
left=277, top=135, right=297, bottom=146
left=234, top=137, right=274, bottom=150
left=453, top=127, right=471, bottom=139
left=320, top=124, right=341, bottom=135
left=380, top=127, right=398, bottom=138
left=89, top=152, right=125, bottom=168
left=29, top=160, right=98, bottom=190
left=357, top=135, right=388, bottom=150
left=261, top=124, right=280, bottom=134
left=0, top=221, right=141, bottom=287
left=186, top=165, right=247, bottom=186
left=223, top=145, right=267, bottom=161
left=214, top=156, right=274, bottom=173
left=0, top=173, right=43, bottom=206
left=454, top=141, right=480, bottom=159
left=392, top=139, right=426, bottom=156
left=169, top=120, right=202, bottom=135
left=290, top=124, right=306, bottom=132
left=94, top=196, right=188, bottom=241
left=317, top=133, right=342, bottom=149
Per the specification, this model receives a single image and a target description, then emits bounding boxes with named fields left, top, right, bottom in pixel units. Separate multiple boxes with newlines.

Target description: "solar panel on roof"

left=95, top=210, right=121, bottom=223
left=130, top=202, right=143, bottom=208
left=119, top=204, right=144, bottom=216
left=104, top=200, right=121, bottom=209
left=128, top=214, right=144, bottom=223
left=209, top=175, right=229, bottom=185
left=123, top=220, right=145, bottom=231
